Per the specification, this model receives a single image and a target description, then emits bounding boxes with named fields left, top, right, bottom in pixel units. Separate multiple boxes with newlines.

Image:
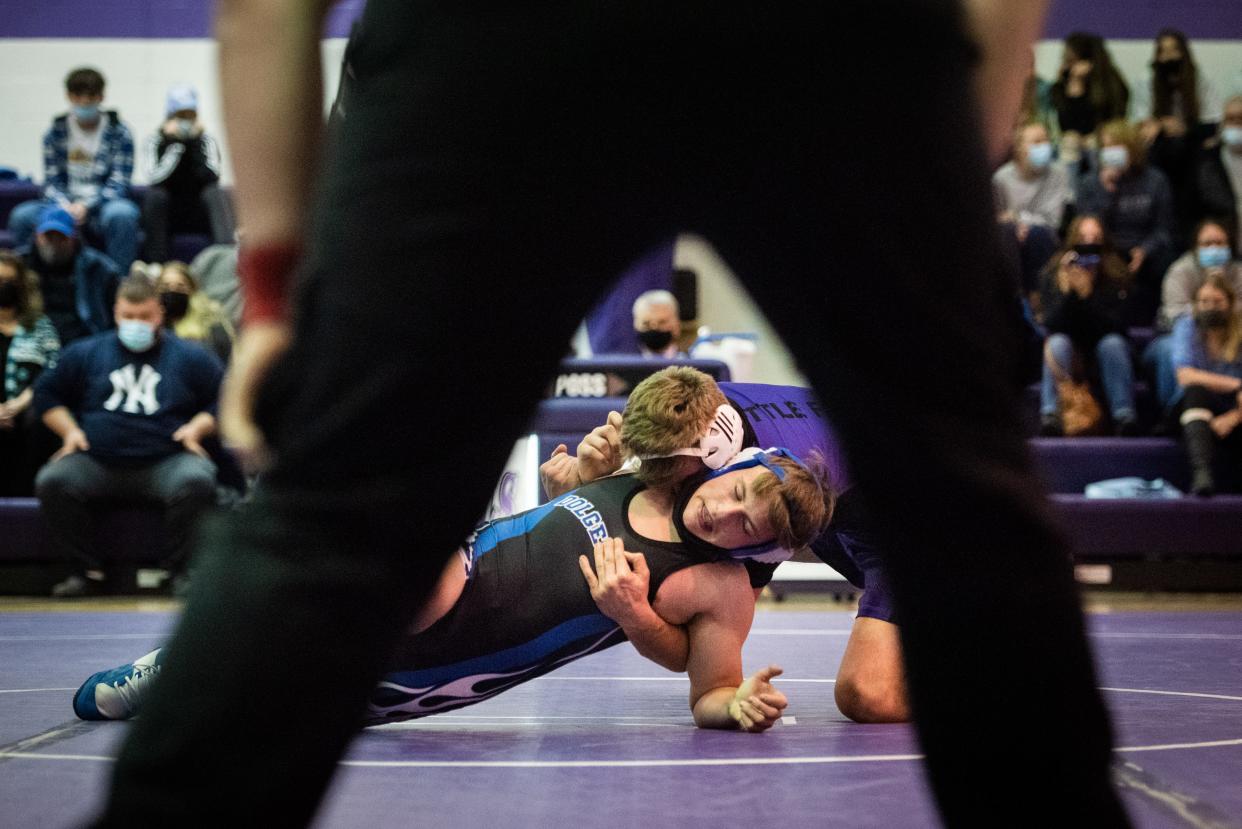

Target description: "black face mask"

left=1155, top=58, right=1184, bottom=76
left=637, top=329, right=674, bottom=352
left=1073, top=243, right=1104, bottom=258
left=0, top=281, right=19, bottom=309
left=160, top=291, right=190, bottom=321
left=1195, top=309, right=1231, bottom=330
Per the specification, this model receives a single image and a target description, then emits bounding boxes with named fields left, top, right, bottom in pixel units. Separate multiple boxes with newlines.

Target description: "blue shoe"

left=73, top=649, right=162, bottom=721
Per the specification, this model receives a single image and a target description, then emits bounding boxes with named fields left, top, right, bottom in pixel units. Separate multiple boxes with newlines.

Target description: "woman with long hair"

left=1142, top=29, right=1223, bottom=248
left=156, top=261, right=234, bottom=364
left=1050, top=32, right=1130, bottom=154
left=0, top=250, right=61, bottom=494
left=1172, top=274, right=1242, bottom=495
left=1037, top=215, right=1136, bottom=436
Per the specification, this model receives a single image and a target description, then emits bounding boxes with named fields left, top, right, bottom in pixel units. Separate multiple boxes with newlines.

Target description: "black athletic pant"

left=100, top=1, right=1128, bottom=825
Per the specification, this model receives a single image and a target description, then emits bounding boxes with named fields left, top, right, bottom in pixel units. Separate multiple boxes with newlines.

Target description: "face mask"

left=1100, top=146, right=1129, bottom=170
left=637, top=329, right=674, bottom=352
left=117, top=320, right=157, bottom=352
left=1155, top=58, right=1184, bottom=76
left=1195, top=309, right=1231, bottom=330
left=160, top=290, right=190, bottom=320
left=1222, top=127, right=1242, bottom=148
left=36, top=241, right=73, bottom=267
left=1198, top=245, right=1231, bottom=270
left=1026, top=142, right=1053, bottom=169
left=0, top=281, right=19, bottom=308
left=175, top=118, right=194, bottom=139
left=72, top=104, right=100, bottom=123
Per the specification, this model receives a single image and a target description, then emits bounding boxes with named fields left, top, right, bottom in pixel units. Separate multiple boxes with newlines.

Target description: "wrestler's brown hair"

left=750, top=452, right=836, bottom=552
left=621, top=366, right=729, bottom=491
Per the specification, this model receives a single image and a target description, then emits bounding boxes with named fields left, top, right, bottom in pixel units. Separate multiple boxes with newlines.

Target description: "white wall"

left=0, top=38, right=346, bottom=185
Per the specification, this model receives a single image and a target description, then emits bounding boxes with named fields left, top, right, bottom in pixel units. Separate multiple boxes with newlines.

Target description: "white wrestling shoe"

left=72, top=649, right=163, bottom=721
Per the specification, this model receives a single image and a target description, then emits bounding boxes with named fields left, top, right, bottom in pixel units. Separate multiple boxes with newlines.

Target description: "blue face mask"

left=1099, top=146, right=1129, bottom=170
left=1198, top=245, right=1232, bottom=270
left=72, top=104, right=100, bottom=123
left=1223, top=127, right=1242, bottom=149
left=117, top=320, right=156, bottom=352
left=1026, top=142, right=1053, bottom=169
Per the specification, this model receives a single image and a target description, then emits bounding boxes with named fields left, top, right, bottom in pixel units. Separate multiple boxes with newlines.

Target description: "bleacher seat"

left=0, top=181, right=227, bottom=263
left=0, top=498, right=165, bottom=564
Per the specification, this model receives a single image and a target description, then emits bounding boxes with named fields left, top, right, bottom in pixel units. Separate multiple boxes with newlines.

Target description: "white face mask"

left=1026, top=142, right=1053, bottom=169
left=1100, top=145, right=1129, bottom=171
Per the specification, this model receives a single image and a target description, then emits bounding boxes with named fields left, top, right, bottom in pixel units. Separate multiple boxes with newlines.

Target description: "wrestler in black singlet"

left=370, top=473, right=730, bottom=722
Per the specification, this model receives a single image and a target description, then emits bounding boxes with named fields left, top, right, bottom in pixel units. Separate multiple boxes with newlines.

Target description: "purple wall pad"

left=4, top=1, right=1242, bottom=40
left=0, top=0, right=365, bottom=39
left=1044, top=0, right=1242, bottom=41
left=3, top=609, right=1242, bottom=827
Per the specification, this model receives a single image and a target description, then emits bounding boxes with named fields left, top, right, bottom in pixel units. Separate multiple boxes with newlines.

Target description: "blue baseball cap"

left=35, top=205, right=76, bottom=237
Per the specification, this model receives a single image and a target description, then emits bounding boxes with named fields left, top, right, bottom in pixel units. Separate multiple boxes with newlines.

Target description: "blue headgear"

left=671, top=446, right=806, bottom=564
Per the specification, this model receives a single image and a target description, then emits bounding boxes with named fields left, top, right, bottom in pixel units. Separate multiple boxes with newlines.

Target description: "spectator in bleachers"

left=19, top=205, right=121, bottom=345
left=1038, top=214, right=1137, bottom=437
left=1144, top=219, right=1242, bottom=413
left=1139, top=30, right=1223, bottom=250
left=142, top=84, right=235, bottom=263
left=6, top=68, right=140, bottom=274
left=994, top=122, right=1071, bottom=294
left=1172, top=275, right=1242, bottom=495
left=157, top=261, right=234, bottom=364
left=0, top=251, right=61, bottom=495
left=1076, top=119, right=1176, bottom=326
left=189, top=241, right=243, bottom=330
left=1049, top=33, right=1129, bottom=162
left=632, top=289, right=684, bottom=359
left=1192, top=95, right=1242, bottom=248
left=33, top=275, right=223, bottom=597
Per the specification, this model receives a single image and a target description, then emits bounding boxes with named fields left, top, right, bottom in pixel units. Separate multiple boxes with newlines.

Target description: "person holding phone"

left=1038, top=214, right=1137, bottom=436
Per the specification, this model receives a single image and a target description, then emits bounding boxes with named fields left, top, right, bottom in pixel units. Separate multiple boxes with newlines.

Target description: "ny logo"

left=104, top=364, right=162, bottom=414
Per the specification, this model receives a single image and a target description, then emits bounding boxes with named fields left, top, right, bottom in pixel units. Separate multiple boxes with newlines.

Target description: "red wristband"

left=238, top=241, right=302, bottom=327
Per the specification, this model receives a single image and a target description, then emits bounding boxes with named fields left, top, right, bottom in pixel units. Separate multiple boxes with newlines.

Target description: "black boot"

left=1183, top=420, right=1216, bottom=497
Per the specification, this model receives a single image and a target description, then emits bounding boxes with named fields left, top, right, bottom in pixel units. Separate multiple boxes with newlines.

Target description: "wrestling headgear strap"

left=671, top=446, right=807, bottom=564
left=639, top=404, right=744, bottom=470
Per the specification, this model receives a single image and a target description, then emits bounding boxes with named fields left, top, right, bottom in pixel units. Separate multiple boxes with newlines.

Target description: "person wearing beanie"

left=141, top=83, right=235, bottom=264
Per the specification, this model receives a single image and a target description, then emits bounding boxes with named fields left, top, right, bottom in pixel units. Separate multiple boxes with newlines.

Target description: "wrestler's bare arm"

left=656, top=561, right=787, bottom=732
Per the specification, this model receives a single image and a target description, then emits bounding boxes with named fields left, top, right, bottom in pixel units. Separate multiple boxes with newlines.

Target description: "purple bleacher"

left=1032, top=437, right=1190, bottom=493
left=1051, top=494, right=1242, bottom=557
left=0, top=498, right=165, bottom=564
left=0, top=181, right=225, bottom=263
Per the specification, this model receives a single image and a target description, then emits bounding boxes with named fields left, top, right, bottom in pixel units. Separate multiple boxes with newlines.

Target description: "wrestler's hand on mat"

left=575, top=410, right=624, bottom=483
left=540, top=444, right=583, bottom=498
left=729, top=665, right=787, bottom=732
left=579, top=538, right=652, bottom=627
left=220, top=320, right=291, bottom=474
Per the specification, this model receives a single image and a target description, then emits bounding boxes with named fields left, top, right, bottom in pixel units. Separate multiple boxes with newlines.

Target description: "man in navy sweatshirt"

left=33, top=275, right=224, bottom=597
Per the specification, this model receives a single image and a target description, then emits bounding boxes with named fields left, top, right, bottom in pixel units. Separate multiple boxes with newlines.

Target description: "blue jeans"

left=8, top=197, right=141, bottom=273
left=1141, top=334, right=1182, bottom=412
left=1040, top=332, right=1135, bottom=420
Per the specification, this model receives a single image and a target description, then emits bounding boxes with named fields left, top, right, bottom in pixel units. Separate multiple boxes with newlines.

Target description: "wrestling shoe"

left=72, top=649, right=162, bottom=721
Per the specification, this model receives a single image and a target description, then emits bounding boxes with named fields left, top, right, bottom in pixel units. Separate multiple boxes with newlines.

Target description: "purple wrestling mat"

left=1, top=608, right=1240, bottom=828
